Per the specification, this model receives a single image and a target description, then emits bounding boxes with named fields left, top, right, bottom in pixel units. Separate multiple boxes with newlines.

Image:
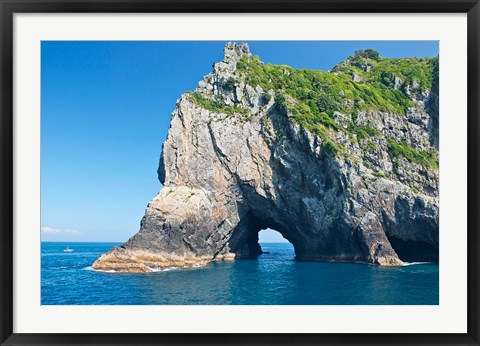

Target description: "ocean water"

left=41, top=242, right=439, bottom=305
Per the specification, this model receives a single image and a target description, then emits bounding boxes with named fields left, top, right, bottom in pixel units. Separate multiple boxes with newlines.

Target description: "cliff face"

left=93, top=43, right=439, bottom=272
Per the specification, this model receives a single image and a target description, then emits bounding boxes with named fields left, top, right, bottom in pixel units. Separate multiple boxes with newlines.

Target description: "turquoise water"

left=41, top=242, right=439, bottom=305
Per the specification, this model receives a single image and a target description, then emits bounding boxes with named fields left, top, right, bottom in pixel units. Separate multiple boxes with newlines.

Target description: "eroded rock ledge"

left=92, top=43, right=439, bottom=272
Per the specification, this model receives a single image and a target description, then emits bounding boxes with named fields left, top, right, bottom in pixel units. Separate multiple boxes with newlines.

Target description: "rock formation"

left=93, top=43, right=439, bottom=272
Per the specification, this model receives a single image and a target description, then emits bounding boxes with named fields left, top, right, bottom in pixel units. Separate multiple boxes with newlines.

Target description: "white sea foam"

left=84, top=266, right=176, bottom=273
left=82, top=262, right=209, bottom=274
left=147, top=262, right=208, bottom=272
left=147, top=267, right=177, bottom=272
left=83, top=266, right=119, bottom=273
left=402, top=261, right=433, bottom=266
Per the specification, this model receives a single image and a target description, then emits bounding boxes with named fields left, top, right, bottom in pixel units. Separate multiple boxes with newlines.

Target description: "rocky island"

left=92, top=43, right=439, bottom=273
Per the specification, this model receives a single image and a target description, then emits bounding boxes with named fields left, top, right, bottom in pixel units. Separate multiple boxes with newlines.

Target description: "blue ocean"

left=41, top=242, right=439, bottom=305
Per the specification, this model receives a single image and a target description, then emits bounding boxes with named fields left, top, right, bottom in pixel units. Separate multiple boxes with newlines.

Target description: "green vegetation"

left=349, top=124, right=379, bottom=140
left=232, top=50, right=437, bottom=152
left=315, top=92, right=337, bottom=116
left=333, top=52, right=437, bottom=93
left=372, top=171, right=387, bottom=178
left=387, top=139, right=438, bottom=169
left=409, top=187, right=421, bottom=195
left=261, top=92, right=272, bottom=104
left=190, top=92, right=249, bottom=117
left=235, top=51, right=437, bottom=120
left=354, top=49, right=381, bottom=61
left=190, top=49, right=438, bottom=164
left=322, top=140, right=340, bottom=155
left=364, top=140, right=380, bottom=152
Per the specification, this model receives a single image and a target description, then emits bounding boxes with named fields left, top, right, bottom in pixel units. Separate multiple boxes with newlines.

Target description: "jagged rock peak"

left=212, top=42, right=251, bottom=73
left=224, top=42, right=250, bottom=61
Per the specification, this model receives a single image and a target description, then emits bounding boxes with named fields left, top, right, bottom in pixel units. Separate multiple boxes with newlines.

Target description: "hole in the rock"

left=257, top=228, right=295, bottom=259
left=387, top=236, right=439, bottom=263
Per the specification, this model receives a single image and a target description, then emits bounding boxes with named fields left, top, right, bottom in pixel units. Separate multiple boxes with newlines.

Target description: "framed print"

left=1, top=1, right=479, bottom=345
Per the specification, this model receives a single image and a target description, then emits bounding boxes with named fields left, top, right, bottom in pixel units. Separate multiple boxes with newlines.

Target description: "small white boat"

left=63, top=246, right=74, bottom=253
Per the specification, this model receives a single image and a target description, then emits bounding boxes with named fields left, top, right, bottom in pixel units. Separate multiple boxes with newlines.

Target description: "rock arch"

left=92, top=43, right=439, bottom=273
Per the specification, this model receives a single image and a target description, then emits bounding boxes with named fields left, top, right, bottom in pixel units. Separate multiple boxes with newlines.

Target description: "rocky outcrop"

left=92, top=43, right=439, bottom=272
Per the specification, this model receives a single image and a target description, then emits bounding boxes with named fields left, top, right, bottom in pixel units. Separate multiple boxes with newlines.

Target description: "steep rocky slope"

left=93, top=43, right=439, bottom=272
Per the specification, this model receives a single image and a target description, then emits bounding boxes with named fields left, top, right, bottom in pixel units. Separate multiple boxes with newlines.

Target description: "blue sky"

left=41, top=40, right=438, bottom=243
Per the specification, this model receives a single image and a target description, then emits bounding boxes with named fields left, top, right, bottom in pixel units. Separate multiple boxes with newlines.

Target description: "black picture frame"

left=1, top=1, right=479, bottom=345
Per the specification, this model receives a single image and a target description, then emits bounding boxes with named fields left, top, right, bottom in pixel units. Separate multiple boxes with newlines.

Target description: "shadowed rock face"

left=92, top=43, right=439, bottom=272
